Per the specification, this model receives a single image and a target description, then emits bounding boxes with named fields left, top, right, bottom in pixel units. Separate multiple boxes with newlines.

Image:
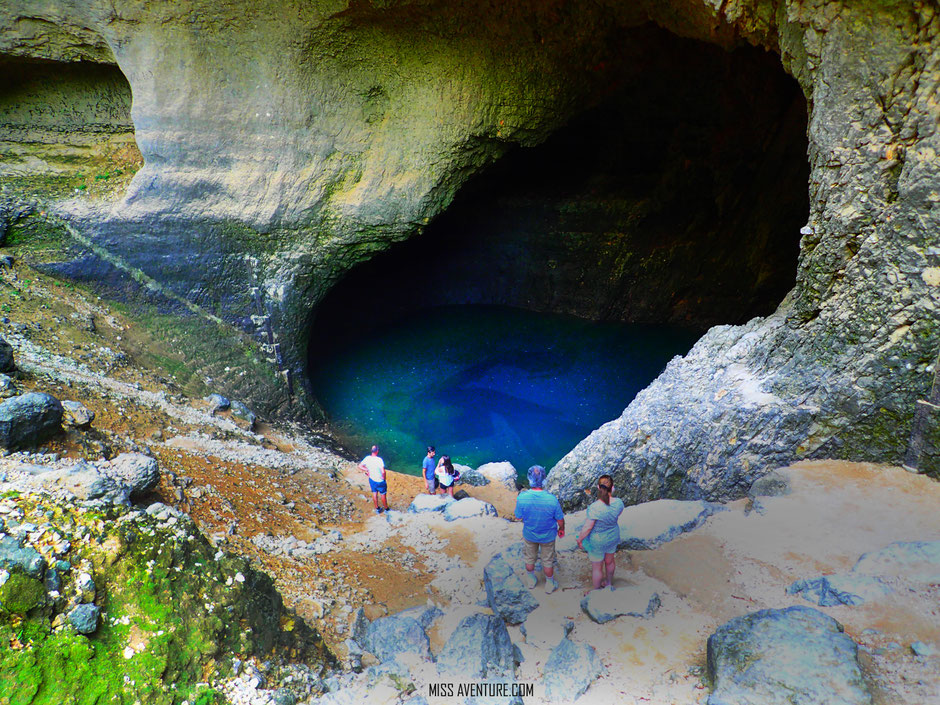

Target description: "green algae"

left=0, top=574, right=46, bottom=615
left=0, top=496, right=333, bottom=705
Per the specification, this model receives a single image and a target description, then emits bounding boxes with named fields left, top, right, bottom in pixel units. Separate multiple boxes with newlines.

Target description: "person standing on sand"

left=435, top=455, right=457, bottom=498
left=577, top=474, right=624, bottom=592
left=422, top=446, right=438, bottom=494
left=359, top=445, right=389, bottom=515
left=513, top=465, right=565, bottom=594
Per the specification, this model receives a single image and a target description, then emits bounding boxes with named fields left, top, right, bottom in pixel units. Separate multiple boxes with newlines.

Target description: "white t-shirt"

left=361, top=455, right=386, bottom=482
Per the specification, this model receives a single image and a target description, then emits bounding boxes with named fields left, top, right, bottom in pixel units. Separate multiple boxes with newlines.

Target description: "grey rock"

left=104, top=453, right=160, bottom=498
left=476, top=462, right=518, bottom=490
left=272, top=688, right=297, bottom=705
left=43, top=568, right=61, bottom=592
left=0, top=535, right=45, bottom=578
left=617, top=499, right=719, bottom=550
left=851, top=541, right=940, bottom=583
left=365, top=614, right=430, bottom=664
left=0, top=392, right=63, bottom=450
left=206, top=393, right=230, bottom=412
left=407, top=494, right=454, bottom=513
left=0, top=374, right=17, bottom=399
left=580, top=587, right=661, bottom=624
left=394, top=604, right=443, bottom=631
left=483, top=553, right=538, bottom=625
left=350, top=607, right=369, bottom=644
left=443, top=497, right=498, bottom=522
left=61, top=400, right=95, bottom=429
left=68, top=603, right=100, bottom=634
left=230, top=400, right=257, bottom=429
left=910, top=641, right=936, bottom=657
left=542, top=638, right=603, bottom=702
left=437, top=613, right=515, bottom=679
left=457, top=464, right=489, bottom=487
left=519, top=613, right=573, bottom=650
left=706, top=606, right=872, bottom=705
left=788, top=574, right=892, bottom=607
left=0, top=337, right=13, bottom=374
left=747, top=471, right=791, bottom=498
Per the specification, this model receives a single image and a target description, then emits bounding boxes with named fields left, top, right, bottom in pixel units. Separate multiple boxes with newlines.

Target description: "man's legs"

left=523, top=540, right=539, bottom=588
left=379, top=491, right=389, bottom=511
left=542, top=542, right=559, bottom=593
left=372, top=491, right=380, bottom=509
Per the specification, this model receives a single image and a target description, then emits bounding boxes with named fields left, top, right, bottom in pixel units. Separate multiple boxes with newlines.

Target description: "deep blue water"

left=311, top=305, right=698, bottom=476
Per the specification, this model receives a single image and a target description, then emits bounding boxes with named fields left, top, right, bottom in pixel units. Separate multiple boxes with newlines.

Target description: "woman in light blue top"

left=577, top=474, right=625, bottom=591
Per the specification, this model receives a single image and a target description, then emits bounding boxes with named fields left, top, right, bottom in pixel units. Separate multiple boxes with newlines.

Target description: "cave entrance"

left=0, top=58, right=140, bottom=197
left=309, top=28, right=809, bottom=474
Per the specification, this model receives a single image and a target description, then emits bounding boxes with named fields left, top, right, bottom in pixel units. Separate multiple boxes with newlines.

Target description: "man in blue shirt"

left=421, top=446, right=437, bottom=494
left=513, top=465, right=565, bottom=594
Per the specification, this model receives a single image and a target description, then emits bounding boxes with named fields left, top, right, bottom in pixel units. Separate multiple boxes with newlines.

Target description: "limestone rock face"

left=1, top=0, right=938, bottom=488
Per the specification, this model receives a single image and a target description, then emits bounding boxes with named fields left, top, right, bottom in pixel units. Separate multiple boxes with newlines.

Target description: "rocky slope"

left=1, top=1, right=938, bottom=502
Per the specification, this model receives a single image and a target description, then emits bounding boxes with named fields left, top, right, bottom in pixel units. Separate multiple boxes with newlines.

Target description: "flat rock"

left=788, top=574, right=892, bottom=606
left=436, top=612, right=515, bottom=679
left=407, top=494, right=455, bottom=513
left=519, top=608, right=573, bottom=649
left=392, top=604, right=443, bottom=631
left=0, top=374, right=17, bottom=399
left=707, top=606, right=872, bottom=705
left=617, top=498, right=717, bottom=550
left=365, top=614, right=431, bottom=664
left=483, top=553, right=538, bottom=625
left=542, top=638, right=603, bottom=702
left=851, top=541, right=940, bottom=583
left=476, top=462, right=518, bottom=490
left=580, top=587, right=661, bottom=624
left=443, top=497, right=498, bottom=521
left=747, top=471, right=791, bottom=497
left=0, top=392, right=63, bottom=451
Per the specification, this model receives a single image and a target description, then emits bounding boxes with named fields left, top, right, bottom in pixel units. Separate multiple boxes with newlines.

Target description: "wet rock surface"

left=0, top=392, right=63, bottom=451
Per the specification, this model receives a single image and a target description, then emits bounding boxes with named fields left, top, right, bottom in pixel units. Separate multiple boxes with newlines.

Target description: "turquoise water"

left=311, top=305, right=698, bottom=477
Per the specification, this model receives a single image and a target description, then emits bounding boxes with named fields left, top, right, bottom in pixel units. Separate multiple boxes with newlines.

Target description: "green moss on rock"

left=0, top=573, right=46, bottom=615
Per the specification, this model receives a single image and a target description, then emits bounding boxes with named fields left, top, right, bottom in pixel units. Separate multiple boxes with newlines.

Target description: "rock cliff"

left=1, top=0, right=938, bottom=497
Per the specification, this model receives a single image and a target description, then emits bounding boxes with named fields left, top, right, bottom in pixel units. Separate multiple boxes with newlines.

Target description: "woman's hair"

left=442, top=456, right=455, bottom=475
left=597, top=474, right=613, bottom=505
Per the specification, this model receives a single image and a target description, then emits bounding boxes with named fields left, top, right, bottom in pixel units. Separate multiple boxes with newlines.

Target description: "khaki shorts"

left=523, top=539, right=556, bottom=567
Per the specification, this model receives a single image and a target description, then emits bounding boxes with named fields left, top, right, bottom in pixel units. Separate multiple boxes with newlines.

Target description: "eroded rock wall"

left=1, top=0, right=938, bottom=489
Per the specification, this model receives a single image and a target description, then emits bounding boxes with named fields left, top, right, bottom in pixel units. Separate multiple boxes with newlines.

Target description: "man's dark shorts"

left=369, top=479, right=388, bottom=494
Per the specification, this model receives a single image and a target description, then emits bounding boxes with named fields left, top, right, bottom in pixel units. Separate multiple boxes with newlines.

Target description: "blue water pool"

left=310, top=305, right=698, bottom=476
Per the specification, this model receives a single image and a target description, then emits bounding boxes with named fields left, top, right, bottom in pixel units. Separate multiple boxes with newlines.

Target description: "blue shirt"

left=514, top=490, right=564, bottom=543
left=585, top=497, right=625, bottom=552
left=422, top=456, right=436, bottom=481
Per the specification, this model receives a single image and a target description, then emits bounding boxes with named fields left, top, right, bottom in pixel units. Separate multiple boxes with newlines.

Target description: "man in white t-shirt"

left=359, top=445, right=389, bottom=514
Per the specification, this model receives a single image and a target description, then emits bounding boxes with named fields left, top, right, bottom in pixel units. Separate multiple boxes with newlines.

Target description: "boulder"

left=407, top=494, right=454, bottom=513
left=0, top=535, right=45, bottom=579
left=788, top=574, right=892, bottom=607
left=365, top=614, right=431, bottom=664
left=230, top=400, right=257, bottom=430
left=483, top=553, right=538, bottom=625
left=0, top=392, right=63, bottom=450
left=443, top=497, right=498, bottom=521
left=476, top=462, right=518, bottom=490
left=542, top=638, right=603, bottom=702
left=707, top=606, right=872, bottom=705
left=68, top=603, right=101, bottom=634
left=0, top=337, right=13, bottom=373
left=436, top=613, right=515, bottom=679
left=617, top=499, right=718, bottom=550
left=851, top=541, right=940, bottom=583
left=7, top=461, right=128, bottom=504
left=0, top=374, right=17, bottom=398
left=580, top=587, right=661, bottom=624
left=206, top=393, right=231, bottom=413
left=0, top=572, right=45, bottom=613
left=393, top=604, right=443, bottom=631
left=103, top=453, right=160, bottom=498
left=457, top=464, right=489, bottom=486
left=62, top=400, right=95, bottom=429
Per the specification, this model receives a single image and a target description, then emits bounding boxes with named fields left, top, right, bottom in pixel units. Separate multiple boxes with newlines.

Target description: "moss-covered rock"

left=0, top=573, right=46, bottom=614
